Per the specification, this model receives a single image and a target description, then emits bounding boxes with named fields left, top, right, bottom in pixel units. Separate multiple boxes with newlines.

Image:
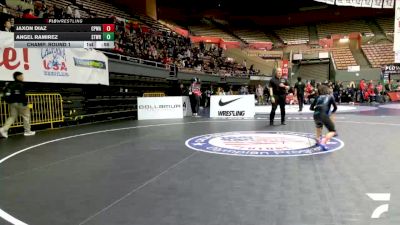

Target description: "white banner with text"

left=0, top=31, right=109, bottom=85
left=210, top=95, right=255, bottom=118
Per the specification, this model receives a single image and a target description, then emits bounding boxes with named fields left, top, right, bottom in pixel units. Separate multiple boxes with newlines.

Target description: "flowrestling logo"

left=185, top=131, right=344, bottom=157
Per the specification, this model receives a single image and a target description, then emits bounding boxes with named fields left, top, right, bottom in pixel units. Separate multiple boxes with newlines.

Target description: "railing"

left=101, top=51, right=256, bottom=78
left=143, top=92, right=166, bottom=97
left=102, top=51, right=169, bottom=69
left=0, top=93, right=64, bottom=129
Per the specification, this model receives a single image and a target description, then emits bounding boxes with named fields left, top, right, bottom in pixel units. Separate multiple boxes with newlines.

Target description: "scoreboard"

left=14, top=18, right=115, bottom=49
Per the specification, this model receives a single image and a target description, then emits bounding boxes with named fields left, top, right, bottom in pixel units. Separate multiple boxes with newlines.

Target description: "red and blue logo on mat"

left=185, top=131, right=344, bottom=157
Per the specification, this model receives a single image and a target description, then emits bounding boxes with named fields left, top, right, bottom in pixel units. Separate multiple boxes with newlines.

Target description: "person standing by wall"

left=189, top=77, right=202, bottom=117
left=269, top=68, right=289, bottom=126
left=256, top=84, right=264, bottom=105
left=0, top=72, right=36, bottom=138
left=294, top=77, right=305, bottom=112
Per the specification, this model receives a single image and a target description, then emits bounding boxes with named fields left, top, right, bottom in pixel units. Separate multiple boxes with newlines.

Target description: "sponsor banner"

left=336, top=0, right=346, bottom=5
left=362, top=0, right=373, bottom=7
left=210, top=95, right=255, bottom=118
left=352, top=0, right=363, bottom=6
left=137, top=97, right=183, bottom=120
left=281, top=59, right=289, bottom=79
left=387, top=91, right=400, bottom=101
left=348, top=65, right=360, bottom=72
left=182, top=96, right=192, bottom=117
left=383, top=0, right=395, bottom=7
left=0, top=31, right=109, bottom=85
left=395, top=0, right=400, bottom=51
left=395, top=51, right=400, bottom=63
left=344, top=0, right=353, bottom=5
left=372, top=0, right=383, bottom=7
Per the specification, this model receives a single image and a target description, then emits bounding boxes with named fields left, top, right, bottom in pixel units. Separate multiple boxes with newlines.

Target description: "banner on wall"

left=352, top=0, right=363, bottom=7
left=210, top=95, right=255, bottom=118
left=336, top=0, right=346, bottom=5
left=137, top=97, right=183, bottom=120
left=182, top=96, right=192, bottom=117
left=394, top=0, right=400, bottom=51
left=383, top=0, right=395, bottom=8
left=281, top=60, right=289, bottom=79
left=318, top=0, right=393, bottom=6
left=372, top=0, right=383, bottom=8
left=0, top=31, right=109, bottom=85
left=362, top=0, right=373, bottom=6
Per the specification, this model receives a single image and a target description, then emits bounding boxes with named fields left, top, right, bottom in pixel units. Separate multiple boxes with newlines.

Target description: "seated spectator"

left=113, top=43, right=124, bottom=54
left=22, top=9, right=38, bottom=19
left=73, top=8, right=80, bottom=18
left=65, top=4, right=72, bottom=18
left=2, top=20, right=14, bottom=32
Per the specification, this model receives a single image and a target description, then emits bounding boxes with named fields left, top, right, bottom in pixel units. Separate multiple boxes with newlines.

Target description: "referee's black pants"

left=270, top=94, right=286, bottom=124
left=297, top=93, right=304, bottom=111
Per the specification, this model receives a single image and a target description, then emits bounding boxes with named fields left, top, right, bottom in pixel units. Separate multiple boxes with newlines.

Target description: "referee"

left=269, top=68, right=289, bottom=126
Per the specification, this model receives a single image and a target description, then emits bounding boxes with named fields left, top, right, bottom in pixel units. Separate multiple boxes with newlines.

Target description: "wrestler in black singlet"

left=310, top=94, right=337, bottom=132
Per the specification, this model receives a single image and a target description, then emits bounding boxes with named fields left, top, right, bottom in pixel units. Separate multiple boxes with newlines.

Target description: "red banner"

left=189, top=36, right=221, bottom=44
left=248, top=42, right=273, bottom=50
left=281, top=60, right=289, bottom=79
left=387, top=92, right=400, bottom=101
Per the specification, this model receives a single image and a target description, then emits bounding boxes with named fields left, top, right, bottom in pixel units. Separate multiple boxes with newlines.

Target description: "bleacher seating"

left=376, top=17, right=394, bottom=36
left=189, top=25, right=239, bottom=42
left=317, top=20, right=373, bottom=38
left=274, top=26, right=309, bottom=45
left=361, top=44, right=394, bottom=68
left=233, top=29, right=272, bottom=43
left=81, top=0, right=130, bottom=18
left=331, top=48, right=357, bottom=70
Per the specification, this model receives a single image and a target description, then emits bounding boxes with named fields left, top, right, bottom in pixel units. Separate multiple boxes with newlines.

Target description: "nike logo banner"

left=219, top=97, right=242, bottom=106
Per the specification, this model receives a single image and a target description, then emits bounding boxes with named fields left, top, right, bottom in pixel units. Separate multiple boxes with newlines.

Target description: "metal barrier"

left=0, top=93, right=64, bottom=129
left=143, top=92, right=165, bottom=97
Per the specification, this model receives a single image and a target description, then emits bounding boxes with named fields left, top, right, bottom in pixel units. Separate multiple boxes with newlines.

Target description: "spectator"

left=359, top=79, right=366, bottom=102
left=113, top=43, right=123, bottom=54
left=73, top=8, right=80, bottom=18
left=256, top=84, right=264, bottom=105
left=22, top=9, right=38, bottom=19
left=53, top=4, right=63, bottom=18
left=294, top=77, right=305, bottom=112
left=2, top=20, right=14, bottom=32
left=65, top=4, right=72, bottom=18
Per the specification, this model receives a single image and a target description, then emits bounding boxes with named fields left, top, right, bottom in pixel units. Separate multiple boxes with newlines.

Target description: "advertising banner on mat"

left=0, top=31, right=109, bottom=85
left=137, top=97, right=183, bottom=120
left=210, top=95, right=255, bottom=118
